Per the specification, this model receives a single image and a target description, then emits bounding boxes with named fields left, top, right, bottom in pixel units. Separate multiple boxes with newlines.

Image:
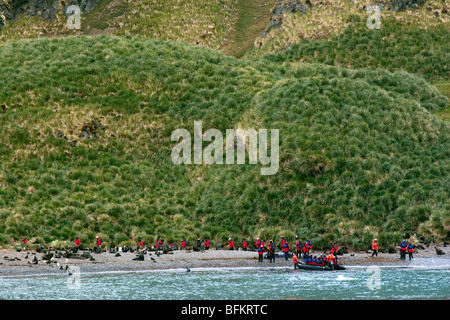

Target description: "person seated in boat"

left=305, top=255, right=311, bottom=264
left=317, top=256, right=325, bottom=266
left=312, top=256, right=317, bottom=265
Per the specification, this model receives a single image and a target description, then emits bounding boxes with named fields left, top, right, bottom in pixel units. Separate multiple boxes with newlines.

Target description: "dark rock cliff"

left=0, top=0, right=104, bottom=28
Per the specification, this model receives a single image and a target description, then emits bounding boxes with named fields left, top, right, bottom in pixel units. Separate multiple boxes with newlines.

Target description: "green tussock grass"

left=248, top=0, right=449, bottom=81
left=433, top=80, right=450, bottom=122
left=0, top=0, right=239, bottom=51
left=0, top=35, right=448, bottom=250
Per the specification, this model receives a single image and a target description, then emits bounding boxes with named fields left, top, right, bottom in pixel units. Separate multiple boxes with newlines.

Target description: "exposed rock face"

left=389, top=0, right=426, bottom=12
left=0, top=0, right=104, bottom=28
left=262, top=0, right=309, bottom=38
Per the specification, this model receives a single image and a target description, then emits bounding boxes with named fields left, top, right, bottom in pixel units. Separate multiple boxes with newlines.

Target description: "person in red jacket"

left=303, top=240, right=310, bottom=257
left=255, top=237, right=261, bottom=250
left=181, top=239, right=187, bottom=250
left=268, top=240, right=275, bottom=263
left=282, top=241, right=290, bottom=260
left=95, top=236, right=102, bottom=247
left=400, top=240, right=407, bottom=260
left=407, top=242, right=414, bottom=260
left=371, top=239, right=378, bottom=257
left=295, top=240, right=303, bottom=258
left=155, top=238, right=163, bottom=250
left=331, top=243, right=339, bottom=263
left=331, top=243, right=338, bottom=255
left=258, top=245, right=264, bottom=262
left=228, top=238, right=235, bottom=250
left=293, top=252, right=299, bottom=269
left=138, top=240, right=144, bottom=249
left=205, top=239, right=210, bottom=250
left=75, top=237, right=81, bottom=247
left=242, top=239, right=248, bottom=251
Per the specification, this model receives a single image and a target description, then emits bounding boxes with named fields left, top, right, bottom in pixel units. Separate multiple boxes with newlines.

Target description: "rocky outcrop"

left=0, top=0, right=104, bottom=29
left=389, top=0, right=426, bottom=12
left=262, top=0, right=310, bottom=38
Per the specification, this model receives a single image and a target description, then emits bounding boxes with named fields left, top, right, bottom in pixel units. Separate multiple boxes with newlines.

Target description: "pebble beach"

left=1, top=244, right=449, bottom=277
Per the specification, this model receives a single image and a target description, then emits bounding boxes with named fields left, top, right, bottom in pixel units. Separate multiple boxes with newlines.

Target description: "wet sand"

left=1, top=244, right=449, bottom=277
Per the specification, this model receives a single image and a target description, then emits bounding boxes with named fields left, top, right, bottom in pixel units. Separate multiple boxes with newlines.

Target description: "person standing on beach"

left=95, top=236, right=102, bottom=253
left=400, top=240, right=407, bottom=260
left=255, top=238, right=261, bottom=250
left=181, top=239, right=187, bottom=250
left=95, top=236, right=102, bottom=247
left=205, top=238, right=210, bottom=250
left=371, top=239, right=378, bottom=257
left=75, top=237, right=81, bottom=247
left=303, top=240, right=311, bottom=257
left=268, top=240, right=275, bottom=263
left=407, top=242, right=414, bottom=260
left=138, top=239, right=144, bottom=249
left=293, top=251, right=298, bottom=269
left=282, top=241, right=290, bottom=260
left=228, top=238, right=235, bottom=250
left=242, top=239, right=248, bottom=251
left=331, top=243, right=338, bottom=256
left=258, top=245, right=264, bottom=262
left=295, top=239, right=302, bottom=258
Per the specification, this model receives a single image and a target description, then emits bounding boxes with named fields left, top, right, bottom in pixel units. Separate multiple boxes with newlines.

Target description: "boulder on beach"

left=435, top=247, right=445, bottom=255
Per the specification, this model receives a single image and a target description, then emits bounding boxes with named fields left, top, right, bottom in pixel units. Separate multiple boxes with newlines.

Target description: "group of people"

left=371, top=238, right=414, bottom=260
left=18, top=234, right=416, bottom=264
left=399, top=240, right=415, bottom=260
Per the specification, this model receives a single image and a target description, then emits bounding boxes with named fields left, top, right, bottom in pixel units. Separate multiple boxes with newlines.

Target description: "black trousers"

left=269, top=252, right=275, bottom=262
left=400, top=250, right=406, bottom=260
left=258, top=254, right=263, bottom=262
left=372, top=250, right=378, bottom=257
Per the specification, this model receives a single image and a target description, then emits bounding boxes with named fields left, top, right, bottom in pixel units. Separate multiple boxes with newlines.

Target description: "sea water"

left=1, top=258, right=449, bottom=300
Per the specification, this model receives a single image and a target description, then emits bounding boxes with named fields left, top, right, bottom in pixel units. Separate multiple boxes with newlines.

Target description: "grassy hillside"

left=0, top=35, right=448, bottom=250
left=0, top=0, right=239, bottom=50
left=249, top=0, right=449, bottom=81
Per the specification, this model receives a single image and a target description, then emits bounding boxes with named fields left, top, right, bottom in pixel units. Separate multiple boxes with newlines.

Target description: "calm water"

left=1, top=258, right=449, bottom=300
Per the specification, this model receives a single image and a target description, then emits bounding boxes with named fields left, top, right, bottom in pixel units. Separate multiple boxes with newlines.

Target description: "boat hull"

left=296, top=262, right=346, bottom=271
